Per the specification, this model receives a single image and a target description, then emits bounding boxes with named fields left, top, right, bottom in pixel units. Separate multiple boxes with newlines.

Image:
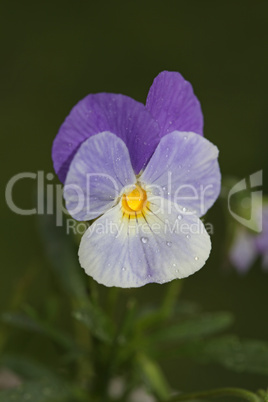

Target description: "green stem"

left=161, top=280, right=182, bottom=319
left=168, top=388, right=261, bottom=402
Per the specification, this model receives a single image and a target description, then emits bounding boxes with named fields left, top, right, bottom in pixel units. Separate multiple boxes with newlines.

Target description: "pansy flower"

left=229, top=204, right=268, bottom=272
left=52, top=71, right=221, bottom=288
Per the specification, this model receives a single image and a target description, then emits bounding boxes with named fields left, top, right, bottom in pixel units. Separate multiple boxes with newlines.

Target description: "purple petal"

left=64, top=132, right=136, bottom=221
left=255, top=205, right=268, bottom=254
left=146, top=71, right=203, bottom=137
left=52, top=93, right=160, bottom=182
left=229, top=229, right=257, bottom=273
left=140, top=131, right=221, bottom=217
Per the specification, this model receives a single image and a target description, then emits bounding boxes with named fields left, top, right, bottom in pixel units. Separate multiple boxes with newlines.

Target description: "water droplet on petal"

left=186, top=234, right=191, bottom=239
left=194, top=256, right=199, bottom=261
left=182, top=207, right=187, bottom=212
left=166, top=241, right=172, bottom=247
left=175, top=269, right=179, bottom=273
left=141, top=237, right=148, bottom=244
left=122, top=267, right=126, bottom=271
left=178, top=214, right=183, bottom=220
left=183, top=135, right=188, bottom=140
left=162, top=186, right=166, bottom=191
left=173, top=263, right=176, bottom=267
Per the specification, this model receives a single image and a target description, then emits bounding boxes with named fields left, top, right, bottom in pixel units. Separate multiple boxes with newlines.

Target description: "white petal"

left=79, top=195, right=211, bottom=288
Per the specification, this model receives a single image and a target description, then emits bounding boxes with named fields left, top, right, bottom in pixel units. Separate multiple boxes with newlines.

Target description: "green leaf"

left=150, top=312, right=234, bottom=344
left=73, top=305, right=114, bottom=343
left=168, top=387, right=261, bottom=402
left=0, top=378, right=71, bottom=402
left=0, top=356, right=88, bottom=401
left=258, top=389, right=268, bottom=401
left=0, top=355, right=58, bottom=380
left=175, top=336, right=268, bottom=376
left=38, top=214, right=88, bottom=303
left=1, top=312, right=79, bottom=352
left=0, top=357, right=75, bottom=401
left=198, top=336, right=268, bottom=375
left=136, top=354, right=170, bottom=401
left=135, top=300, right=200, bottom=331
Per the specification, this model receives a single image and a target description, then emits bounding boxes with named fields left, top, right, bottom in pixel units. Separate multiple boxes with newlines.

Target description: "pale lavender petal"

left=140, top=131, right=221, bottom=217
left=64, top=132, right=136, bottom=221
left=52, top=93, right=160, bottom=182
left=79, top=196, right=211, bottom=288
left=255, top=206, right=268, bottom=254
left=229, top=229, right=257, bottom=273
left=146, top=71, right=203, bottom=137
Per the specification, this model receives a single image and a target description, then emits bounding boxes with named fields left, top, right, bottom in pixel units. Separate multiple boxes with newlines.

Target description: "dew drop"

left=182, top=207, right=187, bottom=212
left=186, top=234, right=191, bottom=239
left=166, top=241, right=172, bottom=247
left=122, top=267, right=126, bottom=271
left=147, top=274, right=151, bottom=279
left=178, top=214, right=183, bottom=220
left=162, top=186, right=166, bottom=191
left=194, top=256, right=199, bottom=261
left=175, top=269, right=179, bottom=273
left=183, top=135, right=188, bottom=140
left=173, top=263, right=176, bottom=267
left=141, top=237, right=148, bottom=244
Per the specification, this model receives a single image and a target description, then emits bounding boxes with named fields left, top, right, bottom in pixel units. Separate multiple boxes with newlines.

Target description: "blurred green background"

left=1, top=0, right=268, bottom=395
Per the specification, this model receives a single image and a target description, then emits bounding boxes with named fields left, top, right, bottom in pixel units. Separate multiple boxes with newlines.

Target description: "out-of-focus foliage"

left=0, top=215, right=267, bottom=401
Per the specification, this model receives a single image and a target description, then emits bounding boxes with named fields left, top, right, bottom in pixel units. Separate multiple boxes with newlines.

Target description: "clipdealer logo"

left=5, top=171, right=67, bottom=226
left=6, top=170, right=263, bottom=235
left=228, top=170, right=263, bottom=232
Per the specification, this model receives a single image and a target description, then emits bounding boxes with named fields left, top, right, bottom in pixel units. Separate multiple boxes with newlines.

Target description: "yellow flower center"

left=121, top=185, right=149, bottom=219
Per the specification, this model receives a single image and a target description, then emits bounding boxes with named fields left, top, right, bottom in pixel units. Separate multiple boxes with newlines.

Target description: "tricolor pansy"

left=52, top=71, right=221, bottom=287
